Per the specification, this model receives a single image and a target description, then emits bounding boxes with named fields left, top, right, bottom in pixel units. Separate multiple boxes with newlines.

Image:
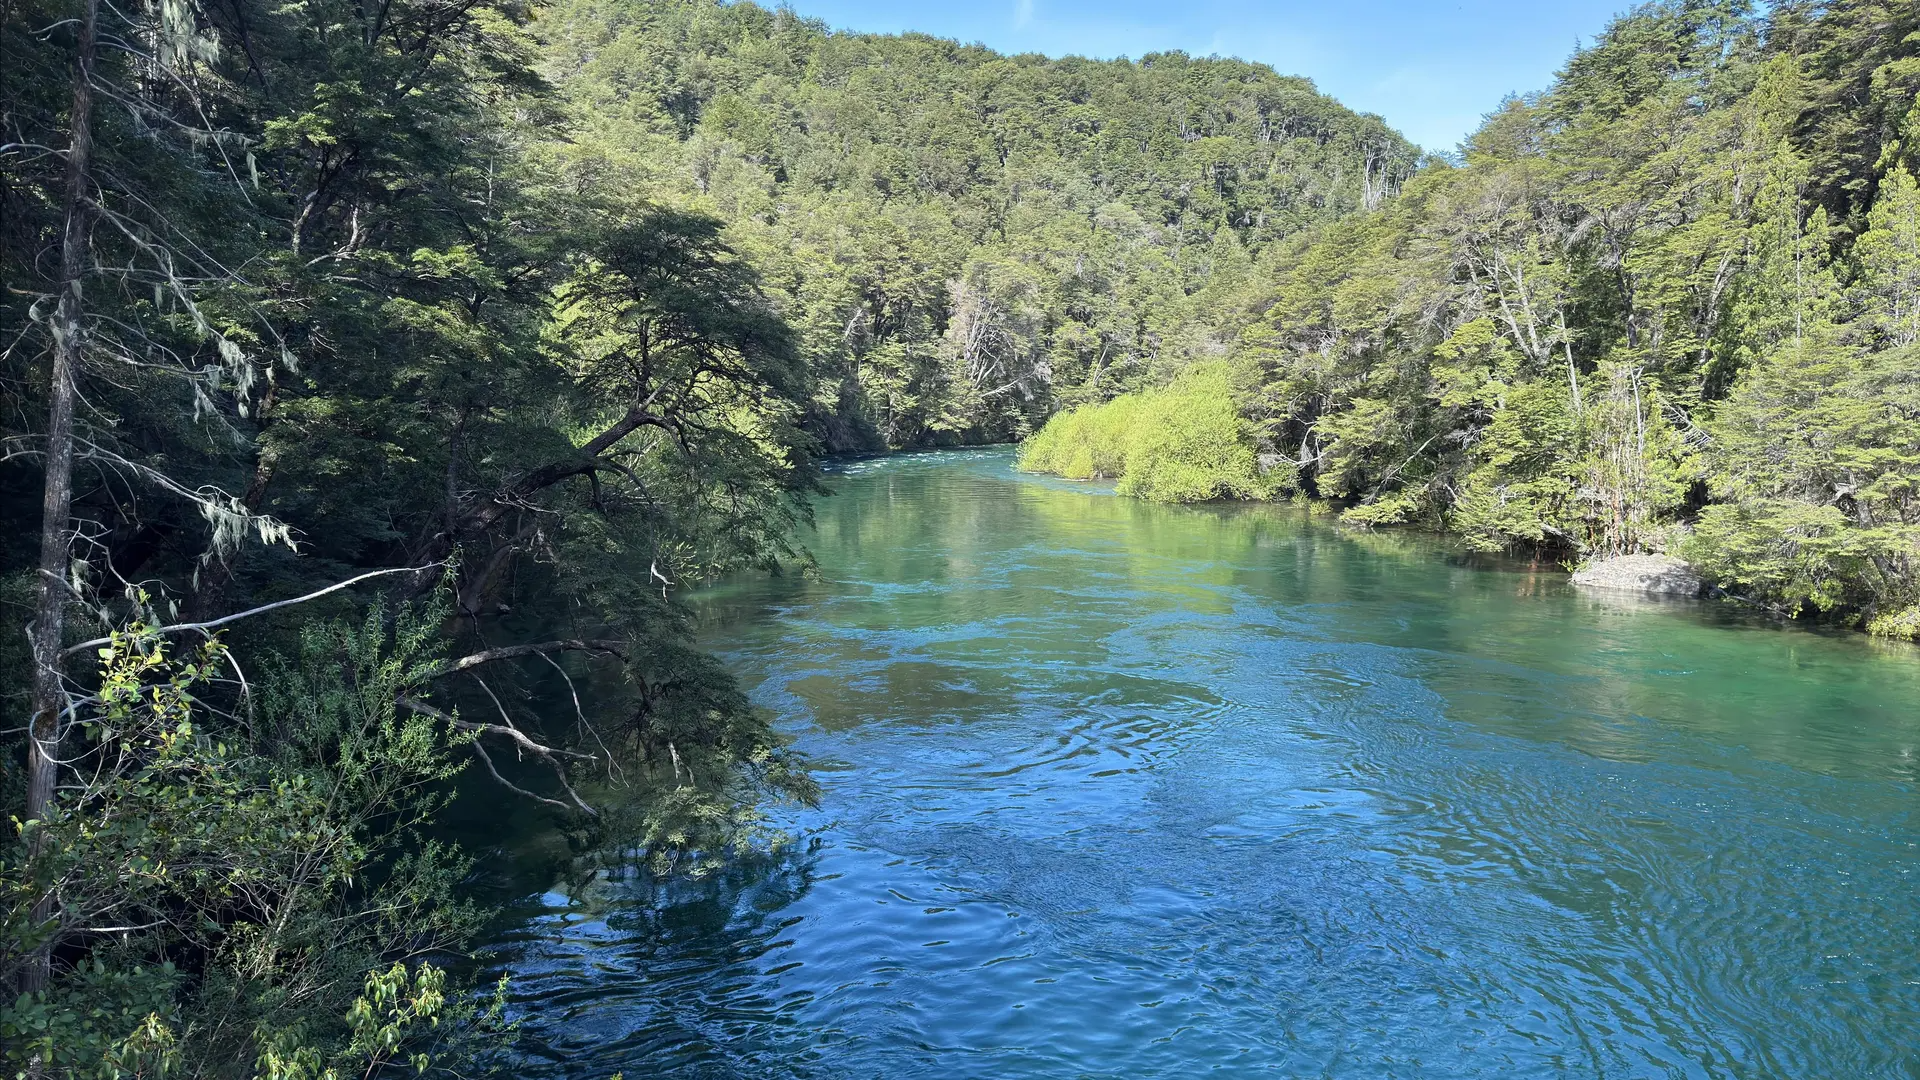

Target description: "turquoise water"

left=487, top=448, right=1920, bottom=1078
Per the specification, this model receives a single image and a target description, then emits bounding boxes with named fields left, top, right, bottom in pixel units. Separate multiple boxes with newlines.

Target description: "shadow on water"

left=483, top=447, right=1920, bottom=1080
left=483, top=843, right=828, bottom=1078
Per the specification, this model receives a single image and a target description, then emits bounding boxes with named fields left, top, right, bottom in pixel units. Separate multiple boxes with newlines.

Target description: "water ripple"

left=486, top=448, right=1920, bottom=1079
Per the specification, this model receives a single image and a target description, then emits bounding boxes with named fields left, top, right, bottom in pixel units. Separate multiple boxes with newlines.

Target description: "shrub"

left=1018, top=364, right=1276, bottom=503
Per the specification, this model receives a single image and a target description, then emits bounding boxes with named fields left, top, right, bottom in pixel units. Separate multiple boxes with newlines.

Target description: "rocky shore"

left=1570, top=554, right=1703, bottom=596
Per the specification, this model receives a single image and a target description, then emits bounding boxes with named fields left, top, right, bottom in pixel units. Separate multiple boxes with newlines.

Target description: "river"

left=484, top=447, right=1920, bottom=1079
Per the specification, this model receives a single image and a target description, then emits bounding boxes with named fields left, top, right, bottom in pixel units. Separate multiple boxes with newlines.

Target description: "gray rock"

left=1570, top=553, right=1702, bottom=596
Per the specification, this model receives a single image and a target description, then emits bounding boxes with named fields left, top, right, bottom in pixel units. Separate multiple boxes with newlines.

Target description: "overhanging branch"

left=427, top=637, right=629, bottom=677
left=63, top=563, right=443, bottom=657
left=397, top=695, right=599, bottom=816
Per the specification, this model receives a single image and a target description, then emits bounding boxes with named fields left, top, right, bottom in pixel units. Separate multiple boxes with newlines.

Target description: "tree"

left=1688, top=337, right=1920, bottom=630
left=6, top=0, right=305, bottom=997
left=3, top=0, right=824, bottom=1066
left=1855, top=164, right=1920, bottom=348
left=533, top=0, right=1417, bottom=450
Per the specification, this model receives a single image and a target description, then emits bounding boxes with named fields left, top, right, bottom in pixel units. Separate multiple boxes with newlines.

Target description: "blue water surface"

left=486, top=448, right=1920, bottom=1079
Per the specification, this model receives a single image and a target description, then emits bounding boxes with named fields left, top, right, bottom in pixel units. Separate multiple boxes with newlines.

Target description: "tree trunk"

left=21, top=0, right=98, bottom=998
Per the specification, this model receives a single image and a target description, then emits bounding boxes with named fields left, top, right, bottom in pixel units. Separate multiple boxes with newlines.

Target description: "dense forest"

left=539, top=0, right=1417, bottom=445
left=2, top=0, right=1915, bottom=1073
left=1022, top=1, right=1920, bottom=638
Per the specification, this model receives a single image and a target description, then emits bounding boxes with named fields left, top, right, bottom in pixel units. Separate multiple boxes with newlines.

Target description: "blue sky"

left=786, top=0, right=1633, bottom=152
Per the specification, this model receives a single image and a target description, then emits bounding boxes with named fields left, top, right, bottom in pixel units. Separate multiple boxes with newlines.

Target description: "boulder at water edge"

left=1570, top=554, right=1703, bottom=597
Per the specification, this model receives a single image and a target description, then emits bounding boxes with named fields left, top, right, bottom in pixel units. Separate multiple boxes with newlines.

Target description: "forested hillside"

left=538, top=0, right=1417, bottom=445
left=1023, top=0, right=1920, bottom=636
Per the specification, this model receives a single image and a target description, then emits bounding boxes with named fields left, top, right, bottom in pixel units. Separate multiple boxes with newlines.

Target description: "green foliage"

left=1019, top=364, right=1277, bottom=503
left=1447, top=380, right=1585, bottom=552
left=1855, top=164, right=1920, bottom=349
left=536, top=0, right=1418, bottom=446
left=1147, top=0, right=1919, bottom=631
left=0, top=614, right=495, bottom=1077
left=255, top=963, right=509, bottom=1080
left=1025, top=0, right=1920, bottom=633
left=0, top=963, right=180, bottom=1080
left=1118, top=367, right=1281, bottom=503
left=1686, top=500, right=1871, bottom=615
left=1016, top=397, right=1142, bottom=481
left=7, top=0, right=829, bottom=1052
left=5, top=0, right=1920, bottom=1070
left=1685, top=338, right=1920, bottom=622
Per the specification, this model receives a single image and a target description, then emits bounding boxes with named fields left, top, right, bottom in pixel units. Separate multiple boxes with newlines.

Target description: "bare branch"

left=428, top=638, right=628, bottom=677
left=467, top=738, right=570, bottom=813
left=396, top=695, right=599, bottom=815
left=62, top=564, right=441, bottom=656
left=539, top=650, right=621, bottom=782
left=395, top=695, right=593, bottom=761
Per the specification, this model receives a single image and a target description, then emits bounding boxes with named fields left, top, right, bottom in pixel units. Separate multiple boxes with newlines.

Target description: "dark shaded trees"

left=1, top=0, right=819, bottom=1068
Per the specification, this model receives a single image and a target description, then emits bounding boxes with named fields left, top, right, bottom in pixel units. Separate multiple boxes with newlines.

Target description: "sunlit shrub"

left=1017, top=364, right=1276, bottom=503
left=1018, top=395, right=1141, bottom=479
left=1866, top=605, right=1920, bottom=640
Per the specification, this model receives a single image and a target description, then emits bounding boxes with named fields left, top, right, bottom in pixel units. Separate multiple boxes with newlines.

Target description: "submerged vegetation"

left=1, top=0, right=1916, bottom=1073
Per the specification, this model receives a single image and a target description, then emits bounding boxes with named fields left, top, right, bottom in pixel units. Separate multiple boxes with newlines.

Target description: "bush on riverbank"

left=1018, top=365, right=1278, bottom=502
